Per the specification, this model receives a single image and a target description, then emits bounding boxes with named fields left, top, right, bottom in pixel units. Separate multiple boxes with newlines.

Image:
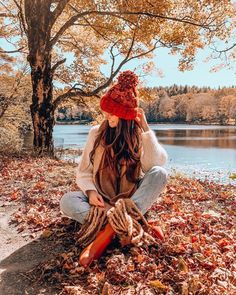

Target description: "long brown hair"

left=90, top=119, right=142, bottom=183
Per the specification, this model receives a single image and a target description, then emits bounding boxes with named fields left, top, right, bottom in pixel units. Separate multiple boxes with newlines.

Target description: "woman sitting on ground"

left=60, top=70, right=168, bottom=268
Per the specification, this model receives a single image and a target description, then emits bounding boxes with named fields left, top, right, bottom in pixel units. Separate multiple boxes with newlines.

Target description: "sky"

left=101, top=46, right=236, bottom=89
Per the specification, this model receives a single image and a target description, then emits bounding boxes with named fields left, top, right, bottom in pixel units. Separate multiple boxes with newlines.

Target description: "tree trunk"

left=25, top=0, right=56, bottom=156
left=29, top=53, right=55, bottom=156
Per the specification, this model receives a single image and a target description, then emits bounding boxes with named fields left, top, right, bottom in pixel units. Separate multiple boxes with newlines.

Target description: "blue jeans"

left=60, top=166, right=168, bottom=224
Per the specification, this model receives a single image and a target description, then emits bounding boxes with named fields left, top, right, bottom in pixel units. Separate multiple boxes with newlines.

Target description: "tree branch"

left=51, top=58, right=66, bottom=73
left=109, top=41, right=119, bottom=76
left=53, top=87, right=90, bottom=110
left=85, top=30, right=137, bottom=97
left=58, top=33, right=90, bottom=56
left=213, top=43, right=236, bottom=54
left=0, top=0, right=17, bottom=18
left=49, top=11, right=92, bottom=48
left=49, top=6, right=217, bottom=49
left=49, top=0, right=70, bottom=27
left=0, top=47, right=24, bottom=53
left=13, top=0, right=28, bottom=36
left=89, top=10, right=217, bottom=30
left=0, top=13, right=16, bottom=17
left=82, top=16, right=114, bottom=42
left=53, top=30, right=138, bottom=108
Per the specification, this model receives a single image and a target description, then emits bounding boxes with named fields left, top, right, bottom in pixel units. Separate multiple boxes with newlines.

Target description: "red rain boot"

left=79, top=223, right=116, bottom=268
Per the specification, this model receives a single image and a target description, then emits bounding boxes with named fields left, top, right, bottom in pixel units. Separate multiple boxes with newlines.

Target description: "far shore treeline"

left=55, top=85, right=236, bottom=125
left=1, top=82, right=235, bottom=154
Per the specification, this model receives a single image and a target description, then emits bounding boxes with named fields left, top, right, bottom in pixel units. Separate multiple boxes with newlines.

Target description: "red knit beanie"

left=100, top=70, right=139, bottom=120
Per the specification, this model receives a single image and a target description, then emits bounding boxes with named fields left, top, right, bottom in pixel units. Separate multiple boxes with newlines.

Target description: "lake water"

left=51, top=124, right=236, bottom=184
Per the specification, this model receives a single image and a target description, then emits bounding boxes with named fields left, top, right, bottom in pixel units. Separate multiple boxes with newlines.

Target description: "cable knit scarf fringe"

left=76, top=198, right=157, bottom=247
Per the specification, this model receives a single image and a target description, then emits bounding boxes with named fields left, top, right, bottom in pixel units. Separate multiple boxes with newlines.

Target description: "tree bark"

left=29, top=54, right=55, bottom=155
left=25, top=0, right=55, bottom=155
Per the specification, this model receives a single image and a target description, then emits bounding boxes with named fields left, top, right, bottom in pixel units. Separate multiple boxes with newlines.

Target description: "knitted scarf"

left=76, top=146, right=156, bottom=247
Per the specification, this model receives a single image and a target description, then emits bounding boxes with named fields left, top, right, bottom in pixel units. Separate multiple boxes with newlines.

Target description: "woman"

left=60, top=70, right=168, bottom=267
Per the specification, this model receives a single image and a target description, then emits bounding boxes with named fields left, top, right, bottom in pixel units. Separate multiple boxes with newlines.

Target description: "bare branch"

left=51, top=58, right=66, bottom=73
left=213, top=43, right=236, bottom=54
left=53, top=87, right=90, bottom=109
left=208, top=42, right=236, bottom=67
left=109, top=41, right=119, bottom=76
left=0, top=47, right=24, bottom=54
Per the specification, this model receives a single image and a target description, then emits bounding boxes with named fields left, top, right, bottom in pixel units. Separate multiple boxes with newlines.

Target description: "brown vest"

left=94, top=145, right=141, bottom=205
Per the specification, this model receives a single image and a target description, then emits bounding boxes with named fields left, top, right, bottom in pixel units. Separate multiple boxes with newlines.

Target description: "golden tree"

left=0, top=0, right=234, bottom=154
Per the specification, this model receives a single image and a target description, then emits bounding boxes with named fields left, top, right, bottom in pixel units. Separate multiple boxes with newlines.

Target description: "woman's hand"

left=86, top=190, right=105, bottom=207
left=135, top=108, right=150, bottom=132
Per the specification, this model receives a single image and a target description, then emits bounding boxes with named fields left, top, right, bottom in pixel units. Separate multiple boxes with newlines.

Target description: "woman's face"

left=103, top=112, right=119, bottom=128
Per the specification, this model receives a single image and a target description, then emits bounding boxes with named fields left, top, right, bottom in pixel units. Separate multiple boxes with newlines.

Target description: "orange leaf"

left=33, top=181, right=45, bottom=191
left=10, top=191, right=19, bottom=201
left=150, top=225, right=165, bottom=241
left=149, top=279, right=168, bottom=290
left=137, top=254, right=145, bottom=263
left=178, top=257, right=189, bottom=273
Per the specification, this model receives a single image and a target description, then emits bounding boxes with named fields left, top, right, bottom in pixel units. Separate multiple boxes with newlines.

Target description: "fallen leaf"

left=10, top=191, right=19, bottom=201
left=178, top=257, right=189, bottom=273
left=149, top=279, right=168, bottom=290
left=41, top=229, right=53, bottom=238
left=182, top=281, right=189, bottom=295
left=101, top=282, right=112, bottom=295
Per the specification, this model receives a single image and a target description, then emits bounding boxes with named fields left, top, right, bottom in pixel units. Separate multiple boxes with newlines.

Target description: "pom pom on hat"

left=117, top=70, right=139, bottom=90
left=100, top=70, right=139, bottom=120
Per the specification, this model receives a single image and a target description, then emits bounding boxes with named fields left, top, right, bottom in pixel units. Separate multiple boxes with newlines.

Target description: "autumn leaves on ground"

left=0, top=155, right=235, bottom=295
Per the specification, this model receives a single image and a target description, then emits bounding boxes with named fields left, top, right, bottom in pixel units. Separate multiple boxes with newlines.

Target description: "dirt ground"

left=0, top=201, right=62, bottom=295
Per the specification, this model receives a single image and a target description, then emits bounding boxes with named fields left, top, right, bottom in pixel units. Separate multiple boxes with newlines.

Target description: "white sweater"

left=76, top=125, right=168, bottom=195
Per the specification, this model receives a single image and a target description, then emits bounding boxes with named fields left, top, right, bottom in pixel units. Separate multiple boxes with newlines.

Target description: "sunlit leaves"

left=1, top=155, right=235, bottom=293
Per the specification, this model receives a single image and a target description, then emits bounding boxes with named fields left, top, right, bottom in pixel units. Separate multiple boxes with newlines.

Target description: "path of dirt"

left=0, top=201, right=64, bottom=295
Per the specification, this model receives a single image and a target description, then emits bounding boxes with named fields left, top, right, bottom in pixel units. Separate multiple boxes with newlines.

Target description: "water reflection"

left=23, top=124, right=236, bottom=151
left=155, top=128, right=236, bottom=149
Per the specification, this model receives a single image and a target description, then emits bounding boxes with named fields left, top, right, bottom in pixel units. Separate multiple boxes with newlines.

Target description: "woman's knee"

left=60, top=191, right=82, bottom=215
left=60, top=191, right=90, bottom=224
left=60, top=192, right=73, bottom=215
left=148, top=166, right=168, bottom=184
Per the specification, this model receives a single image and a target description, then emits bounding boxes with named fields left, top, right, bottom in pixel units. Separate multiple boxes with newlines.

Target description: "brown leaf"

left=120, top=235, right=132, bottom=247
left=149, top=279, right=168, bottom=290
left=178, top=257, right=189, bottom=273
left=40, top=229, right=53, bottom=238
left=181, top=281, right=189, bottom=295
left=100, top=282, right=112, bottom=295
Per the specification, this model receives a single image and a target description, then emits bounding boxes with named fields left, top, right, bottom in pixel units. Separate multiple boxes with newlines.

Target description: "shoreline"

left=55, top=120, right=236, bottom=126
